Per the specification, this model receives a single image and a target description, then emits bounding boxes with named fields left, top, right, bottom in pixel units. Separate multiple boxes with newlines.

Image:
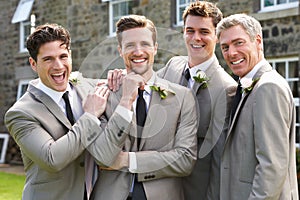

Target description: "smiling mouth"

left=132, top=58, right=147, bottom=63
left=231, top=59, right=244, bottom=65
left=191, top=44, right=205, bottom=49
left=52, top=71, right=66, bottom=82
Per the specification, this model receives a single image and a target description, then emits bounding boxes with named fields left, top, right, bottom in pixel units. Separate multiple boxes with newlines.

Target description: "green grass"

left=0, top=172, right=25, bottom=200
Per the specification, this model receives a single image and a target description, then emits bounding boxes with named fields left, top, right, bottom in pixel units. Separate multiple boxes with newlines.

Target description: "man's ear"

left=29, top=57, right=37, bottom=72
left=154, top=42, right=158, bottom=56
left=118, top=45, right=122, bottom=57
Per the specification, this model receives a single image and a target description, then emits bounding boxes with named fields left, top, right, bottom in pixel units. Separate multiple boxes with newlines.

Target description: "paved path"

left=0, top=164, right=25, bottom=175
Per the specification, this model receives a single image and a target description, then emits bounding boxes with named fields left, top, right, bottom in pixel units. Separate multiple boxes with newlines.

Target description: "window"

left=17, top=79, right=31, bottom=100
left=11, top=0, right=35, bottom=52
left=261, top=0, right=299, bottom=12
left=20, top=20, right=31, bottom=52
left=0, top=134, right=10, bottom=164
left=105, top=0, right=135, bottom=36
left=175, top=0, right=195, bottom=26
left=268, top=57, right=300, bottom=146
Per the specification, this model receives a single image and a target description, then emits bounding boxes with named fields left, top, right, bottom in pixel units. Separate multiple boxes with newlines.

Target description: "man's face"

left=29, top=40, right=72, bottom=92
left=118, top=27, right=157, bottom=80
left=183, top=15, right=217, bottom=67
left=219, top=25, right=262, bottom=78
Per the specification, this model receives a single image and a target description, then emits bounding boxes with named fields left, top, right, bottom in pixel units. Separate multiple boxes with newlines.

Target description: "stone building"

left=0, top=0, right=299, bottom=164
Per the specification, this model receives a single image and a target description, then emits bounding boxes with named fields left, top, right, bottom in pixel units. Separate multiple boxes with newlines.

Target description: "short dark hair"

left=26, top=23, right=71, bottom=61
left=182, top=1, right=223, bottom=28
left=116, top=15, right=157, bottom=46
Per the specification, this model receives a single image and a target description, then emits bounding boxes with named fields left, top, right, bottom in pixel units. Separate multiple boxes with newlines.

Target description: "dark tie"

left=230, top=81, right=242, bottom=121
left=180, top=68, right=191, bottom=87
left=136, top=89, right=147, bottom=148
left=62, top=91, right=75, bottom=125
left=128, top=89, right=147, bottom=200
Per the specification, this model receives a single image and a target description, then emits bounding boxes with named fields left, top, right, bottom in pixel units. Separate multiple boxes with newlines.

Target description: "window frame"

left=267, top=57, right=300, bottom=147
left=17, top=79, right=31, bottom=100
left=175, top=0, right=195, bottom=26
left=0, top=134, right=9, bottom=164
left=19, top=20, right=31, bottom=52
left=260, top=0, right=299, bottom=13
left=107, top=0, right=134, bottom=37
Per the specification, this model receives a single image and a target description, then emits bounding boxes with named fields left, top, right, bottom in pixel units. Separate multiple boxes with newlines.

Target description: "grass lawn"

left=0, top=171, right=25, bottom=200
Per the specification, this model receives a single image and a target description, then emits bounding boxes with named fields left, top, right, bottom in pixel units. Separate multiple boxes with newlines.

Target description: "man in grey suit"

left=5, top=24, right=133, bottom=200
left=157, top=2, right=237, bottom=200
left=217, top=13, right=298, bottom=199
left=90, top=15, right=198, bottom=200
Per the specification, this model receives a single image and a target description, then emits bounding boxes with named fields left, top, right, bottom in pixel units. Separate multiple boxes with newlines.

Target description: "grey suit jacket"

left=220, top=61, right=299, bottom=200
left=158, top=55, right=237, bottom=200
left=91, top=73, right=198, bottom=200
left=4, top=73, right=131, bottom=200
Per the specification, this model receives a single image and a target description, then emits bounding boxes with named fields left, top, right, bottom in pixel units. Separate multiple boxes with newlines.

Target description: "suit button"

left=117, top=131, right=122, bottom=137
left=80, top=161, right=85, bottom=167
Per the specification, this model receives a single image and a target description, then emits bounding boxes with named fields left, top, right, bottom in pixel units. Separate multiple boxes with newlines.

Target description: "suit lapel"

left=28, top=81, right=71, bottom=129
left=138, top=74, right=164, bottom=150
left=192, top=56, right=219, bottom=94
left=226, top=62, right=273, bottom=140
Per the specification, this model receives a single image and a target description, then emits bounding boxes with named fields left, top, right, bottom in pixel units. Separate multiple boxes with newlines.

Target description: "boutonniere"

left=149, top=85, right=175, bottom=99
left=193, top=70, right=209, bottom=89
left=240, top=77, right=260, bottom=93
left=69, top=71, right=80, bottom=85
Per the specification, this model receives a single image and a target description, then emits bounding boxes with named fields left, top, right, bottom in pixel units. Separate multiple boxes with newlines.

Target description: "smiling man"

left=90, top=15, right=198, bottom=200
left=157, top=2, right=237, bottom=199
left=217, top=13, right=298, bottom=200
left=5, top=23, right=133, bottom=200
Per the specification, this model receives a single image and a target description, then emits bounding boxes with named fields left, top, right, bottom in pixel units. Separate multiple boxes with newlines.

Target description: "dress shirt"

left=36, top=80, right=100, bottom=125
left=184, top=56, right=214, bottom=88
left=128, top=73, right=155, bottom=173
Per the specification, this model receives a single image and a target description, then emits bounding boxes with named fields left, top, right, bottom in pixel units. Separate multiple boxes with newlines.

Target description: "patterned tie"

left=62, top=91, right=75, bottom=125
left=230, top=81, right=242, bottom=121
left=136, top=89, right=147, bottom=148
left=180, top=68, right=191, bottom=87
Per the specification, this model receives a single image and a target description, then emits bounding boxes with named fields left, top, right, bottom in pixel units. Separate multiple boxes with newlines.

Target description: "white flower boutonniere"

left=240, top=77, right=260, bottom=93
left=193, top=70, right=209, bottom=89
left=150, top=85, right=175, bottom=99
left=69, top=71, right=81, bottom=85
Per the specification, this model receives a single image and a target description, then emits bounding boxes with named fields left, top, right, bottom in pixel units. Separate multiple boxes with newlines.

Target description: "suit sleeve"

left=135, top=89, right=198, bottom=181
left=250, top=82, right=294, bottom=199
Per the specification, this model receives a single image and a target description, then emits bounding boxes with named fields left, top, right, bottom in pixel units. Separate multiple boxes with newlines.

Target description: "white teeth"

left=133, top=59, right=145, bottom=63
left=232, top=59, right=244, bottom=65
left=52, top=72, right=64, bottom=76
left=192, top=44, right=203, bottom=48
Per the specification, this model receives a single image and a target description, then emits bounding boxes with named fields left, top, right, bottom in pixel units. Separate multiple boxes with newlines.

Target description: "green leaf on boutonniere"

left=193, top=70, right=209, bottom=89
left=149, top=85, right=175, bottom=99
left=241, top=77, right=260, bottom=93
left=69, top=72, right=80, bottom=85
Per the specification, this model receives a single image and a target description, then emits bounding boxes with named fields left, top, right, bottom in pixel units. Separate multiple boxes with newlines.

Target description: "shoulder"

left=252, top=70, right=292, bottom=100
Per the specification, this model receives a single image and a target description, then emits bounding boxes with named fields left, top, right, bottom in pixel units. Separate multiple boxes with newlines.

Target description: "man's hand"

left=107, top=69, right=126, bottom=92
left=83, top=84, right=109, bottom=117
left=119, top=72, right=146, bottom=110
left=99, top=151, right=129, bottom=170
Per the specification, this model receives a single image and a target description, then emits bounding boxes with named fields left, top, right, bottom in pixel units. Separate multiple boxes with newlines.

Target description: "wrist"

left=119, top=97, right=133, bottom=110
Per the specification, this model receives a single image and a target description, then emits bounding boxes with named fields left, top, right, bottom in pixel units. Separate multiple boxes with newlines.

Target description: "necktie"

left=180, top=68, right=191, bottom=87
left=62, top=91, right=75, bottom=125
left=136, top=89, right=147, bottom=148
left=230, top=81, right=242, bottom=121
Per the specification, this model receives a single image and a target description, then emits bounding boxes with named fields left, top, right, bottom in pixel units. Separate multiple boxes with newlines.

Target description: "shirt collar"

left=240, top=59, right=266, bottom=81
left=36, top=79, right=72, bottom=104
left=144, top=72, right=155, bottom=95
left=186, top=56, right=214, bottom=79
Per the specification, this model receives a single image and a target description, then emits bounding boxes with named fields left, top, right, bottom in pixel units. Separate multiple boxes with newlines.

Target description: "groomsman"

left=217, top=13, right=298, bottom=200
